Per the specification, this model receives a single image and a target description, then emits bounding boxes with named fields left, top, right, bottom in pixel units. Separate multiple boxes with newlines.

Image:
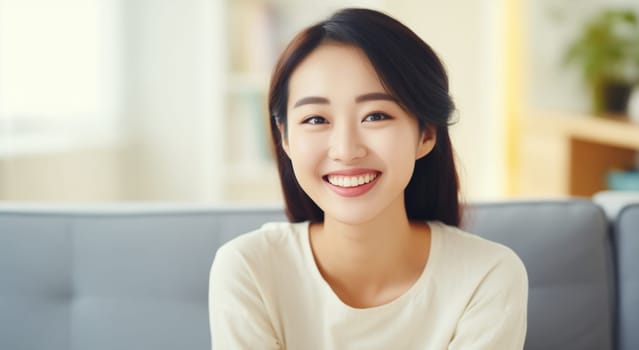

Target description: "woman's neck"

left=309, top=197, right=431, bottom=307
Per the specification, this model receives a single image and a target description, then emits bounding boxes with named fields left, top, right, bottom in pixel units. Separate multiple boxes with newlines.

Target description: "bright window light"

left=0, top=0, right=120, bottom=155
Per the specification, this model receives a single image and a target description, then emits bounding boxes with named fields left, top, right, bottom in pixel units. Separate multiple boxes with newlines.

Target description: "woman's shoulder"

left=216, top=221, right=306, bottom=254
left=212, top=221, right=308, bottom=272
left=209, top=221, right=311, bottom=336
left=431, top=221, right=527, bottom=281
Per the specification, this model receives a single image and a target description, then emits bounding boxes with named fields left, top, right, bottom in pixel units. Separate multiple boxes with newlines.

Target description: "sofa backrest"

left=615, top=204, right=639, bottom=350
left=464, top=200, right=614, bottom=350
left=0, top=206, right=286, bottom=350
left=0, top=201, right=617, bottom=350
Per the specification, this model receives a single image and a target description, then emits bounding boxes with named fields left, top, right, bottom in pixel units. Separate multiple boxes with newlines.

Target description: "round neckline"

left=297, top=220, right=441, bottom=313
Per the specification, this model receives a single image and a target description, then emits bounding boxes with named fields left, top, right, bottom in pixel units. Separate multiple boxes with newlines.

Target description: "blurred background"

left=0, top=0, right=638, bottom=205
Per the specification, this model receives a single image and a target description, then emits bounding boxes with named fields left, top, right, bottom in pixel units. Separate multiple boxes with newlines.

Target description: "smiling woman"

left=281, top=42, right=434, bottom=226
left=209, top=8, right=528, bottom=350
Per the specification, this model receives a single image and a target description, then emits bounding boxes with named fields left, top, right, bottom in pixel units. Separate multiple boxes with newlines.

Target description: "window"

left=0, top=0, right=120, bottom=156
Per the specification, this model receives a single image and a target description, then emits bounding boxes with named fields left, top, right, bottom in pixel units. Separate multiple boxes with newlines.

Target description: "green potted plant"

left=563, top=9, right=639, bottom=115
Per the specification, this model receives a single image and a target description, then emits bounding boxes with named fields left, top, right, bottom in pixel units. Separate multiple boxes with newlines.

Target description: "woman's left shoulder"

left=432, top=222, right=528, bottom=281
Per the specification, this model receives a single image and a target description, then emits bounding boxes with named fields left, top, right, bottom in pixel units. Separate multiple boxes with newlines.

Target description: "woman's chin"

left=322, top=209, right=383, bottom=227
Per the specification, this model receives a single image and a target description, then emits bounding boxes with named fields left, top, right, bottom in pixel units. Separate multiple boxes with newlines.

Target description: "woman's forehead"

left=287, top=43, right=385, bottom=103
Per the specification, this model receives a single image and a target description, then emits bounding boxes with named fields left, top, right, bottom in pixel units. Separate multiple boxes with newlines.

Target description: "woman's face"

left=282, top=43, right=435, bottom=225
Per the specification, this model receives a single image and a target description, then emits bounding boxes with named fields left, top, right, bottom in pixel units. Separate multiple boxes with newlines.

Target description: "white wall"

left=0, top=148, right=123, bottom=200
left=119, top=0, right=226, bottom=202
left=11, top=0, right=622, bottom=202
left=0, top=0, right=523, bottom=203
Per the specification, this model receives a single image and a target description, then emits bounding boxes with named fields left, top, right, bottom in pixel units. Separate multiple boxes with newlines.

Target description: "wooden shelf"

left=517, top=112, right=639, bottom=197
left=527, top=111, right=639, bottom=149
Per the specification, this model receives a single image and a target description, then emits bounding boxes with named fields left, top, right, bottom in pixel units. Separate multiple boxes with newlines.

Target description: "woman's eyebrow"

left=293, top=96, right=329, bottom=108
left=292, top=92, right=396, bottom=108
left=355, top=92, right=397, bottom=103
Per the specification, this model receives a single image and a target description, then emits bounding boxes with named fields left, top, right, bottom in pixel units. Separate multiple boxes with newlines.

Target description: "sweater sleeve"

left=209, top=243, right=281, bottom=350
left=448, top=248, right=529, bottom=350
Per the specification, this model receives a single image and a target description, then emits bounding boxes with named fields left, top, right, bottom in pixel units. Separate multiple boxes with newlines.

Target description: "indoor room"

left=1, top=1, right=638, bottom=349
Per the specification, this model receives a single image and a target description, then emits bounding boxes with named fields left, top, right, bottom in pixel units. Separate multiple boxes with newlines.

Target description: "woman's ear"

left=277, top=122, right=291, bottom=157
left=416, top=126, right=436, bottom=160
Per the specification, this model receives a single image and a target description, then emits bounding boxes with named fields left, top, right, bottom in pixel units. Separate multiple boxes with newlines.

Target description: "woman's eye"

left=302, top=116, right=327, bottom=125
left=363, top=112, right=391, bottom=122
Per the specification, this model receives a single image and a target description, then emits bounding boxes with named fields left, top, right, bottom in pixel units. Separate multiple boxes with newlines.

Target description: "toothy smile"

left=325, top=173, right=379, bottom=188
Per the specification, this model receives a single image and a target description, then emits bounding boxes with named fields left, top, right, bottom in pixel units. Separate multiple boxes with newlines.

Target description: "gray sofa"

left=1, top=198, right=637, bottom=350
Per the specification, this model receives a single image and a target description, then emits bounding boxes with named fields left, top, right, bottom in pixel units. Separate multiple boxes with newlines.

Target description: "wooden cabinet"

left=516, top=112, right=639, bottom=197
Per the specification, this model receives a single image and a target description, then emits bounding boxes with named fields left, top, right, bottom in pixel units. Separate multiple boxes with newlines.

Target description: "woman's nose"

left=327, top=122, right=366, bottom=162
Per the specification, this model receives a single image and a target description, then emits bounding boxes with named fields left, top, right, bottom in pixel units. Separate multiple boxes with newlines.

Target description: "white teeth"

left=327, top=173, right=378, bottom=187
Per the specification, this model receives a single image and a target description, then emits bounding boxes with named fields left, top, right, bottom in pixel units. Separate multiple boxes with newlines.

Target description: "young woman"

left=210, top=8, right=527, bottom=349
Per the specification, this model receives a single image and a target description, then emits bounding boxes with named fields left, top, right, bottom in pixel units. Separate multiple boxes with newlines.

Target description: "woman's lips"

left=323, top=171, right=381, bottom=197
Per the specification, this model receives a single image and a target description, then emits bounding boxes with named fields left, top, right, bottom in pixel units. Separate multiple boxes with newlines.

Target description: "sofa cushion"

left=0, top=202, right=616, bottom=350
left=593, top=190, right=639, bottom=219
left=615, top=204, right=639, bottom=350
left=0, top=206, right=286, bottom=350
left=464, top=200, right=614, bottom=350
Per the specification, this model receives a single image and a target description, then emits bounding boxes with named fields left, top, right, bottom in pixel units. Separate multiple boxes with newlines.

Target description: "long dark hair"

left=268, top=8, right=461, bottom=226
